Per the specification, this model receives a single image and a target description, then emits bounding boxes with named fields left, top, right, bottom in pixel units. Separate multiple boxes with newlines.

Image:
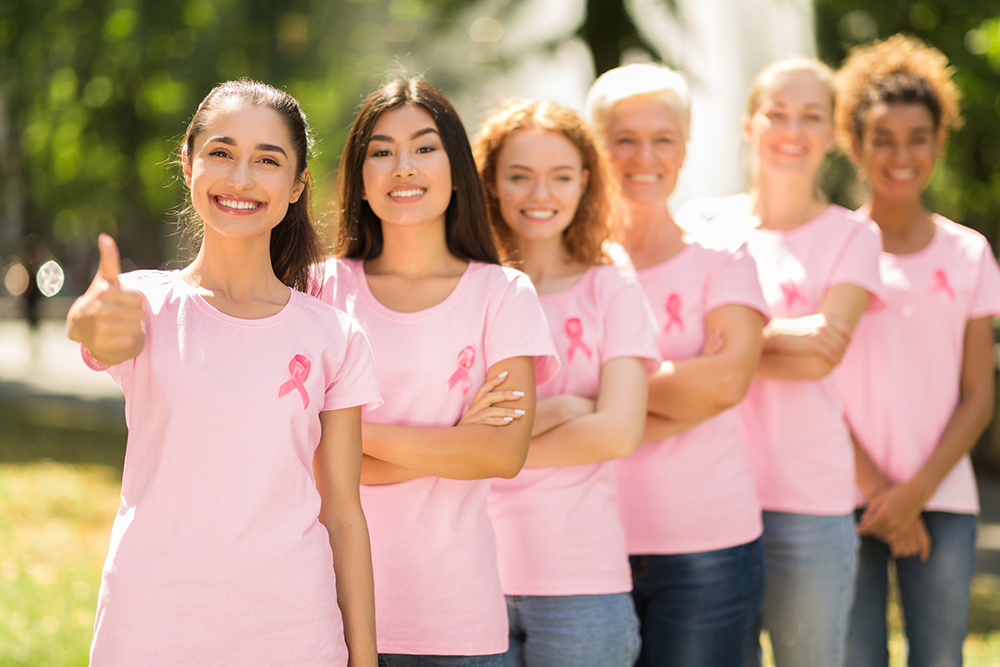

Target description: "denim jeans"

left=503, top=592, right=640, bottom=667
left=629, top=537, right=764, bottom=667
left=746, top=511, right=859, bottom=667
left=379, top=654, right=504, bottom=667
left=846, top=510, right=976, bottom=667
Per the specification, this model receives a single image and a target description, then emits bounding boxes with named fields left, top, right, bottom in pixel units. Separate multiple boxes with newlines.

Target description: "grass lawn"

left=2, top=398, right=1000, bottom=666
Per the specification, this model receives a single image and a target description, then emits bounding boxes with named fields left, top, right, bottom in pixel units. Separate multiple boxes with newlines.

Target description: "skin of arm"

left=531, top=395, right=596, bottom=438
left=521, top=357, right=648, bottom=468
left=851, top=430, right=931, bottom=561
left=314, top=408, right=377, bottom=667
left=360, top=356, right=537, bottom=480
left=857, top=316, right=995, bottom=541
left=66, top=234, right=146, bottom=366
left=756, top=283, right=871, bottom=380
left=641, top=414, right=698, bottom=443
left=647, top=304, right=765, bottom=423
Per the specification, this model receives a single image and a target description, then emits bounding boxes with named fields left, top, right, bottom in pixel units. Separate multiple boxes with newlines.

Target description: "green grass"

left=1, top=398, right=1000, bottom=666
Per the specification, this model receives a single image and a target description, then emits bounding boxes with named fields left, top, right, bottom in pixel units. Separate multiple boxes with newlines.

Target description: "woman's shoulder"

left=932, top=214, right=995, bottom=258
left=118, top=269, right=180, bottom=305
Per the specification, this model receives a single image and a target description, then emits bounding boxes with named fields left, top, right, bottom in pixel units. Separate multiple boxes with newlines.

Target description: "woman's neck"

left=510, top=234, right=583, bottom=294
left=750, top=171, right=828, bottom=231
left=623, top=199, right=686, bottom=269
left=862, top=194, right=935, bottom=254
left=367, top=216, right=465, bottom=278
left=183, top=232, right=285, bottom=305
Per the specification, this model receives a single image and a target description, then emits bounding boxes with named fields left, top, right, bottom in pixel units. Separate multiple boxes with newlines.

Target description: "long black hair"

left=335, top=76, right=499, bottom=265
left=178, top=79, right=324, bottom=294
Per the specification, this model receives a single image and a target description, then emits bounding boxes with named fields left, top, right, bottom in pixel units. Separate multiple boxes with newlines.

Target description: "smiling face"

left=855, top=101, right=940, bottom=203
left=183, top=99, right=305, bottom=242
left=493, top=127, right=588, bottom=244
left=746, top=71, right=835, bottom=182
left=603, top=94, right=686, bottom=203
left=361, top=103, right=453, bottom=230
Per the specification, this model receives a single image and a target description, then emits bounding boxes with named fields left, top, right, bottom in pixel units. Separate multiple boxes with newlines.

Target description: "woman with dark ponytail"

left=68, top=80, right=381, bottom=666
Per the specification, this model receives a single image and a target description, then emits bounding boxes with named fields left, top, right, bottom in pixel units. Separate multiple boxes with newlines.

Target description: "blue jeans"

left=847, top=510, right=976, bottom=667
left=503, top=592, right=640, bottom=667
left=747, top=512, right=859, bottom=667
left=630, top=537, right=764, bottom=667
left=379, top=655, right=504, bottom=667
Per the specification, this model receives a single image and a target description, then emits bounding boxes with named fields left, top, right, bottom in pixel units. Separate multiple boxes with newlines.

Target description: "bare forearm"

left=755, top=349, right=833, bottom=380
left=363, top=421, right=530, bottom=480
left=648, top=356, right=752, bottom=422
left=326, top=512, right=377, bottom=667
left=523, top=409, right=643, bottom=468
left=642, top=413, right=696, bottom=443
left=359, top=454, right=426, bottom=485
left=852, top=432, right=890, bottom=502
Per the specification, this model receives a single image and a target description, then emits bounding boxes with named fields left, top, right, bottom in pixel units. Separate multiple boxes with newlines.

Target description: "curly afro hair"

left=835, top=33, right=963, bottom=155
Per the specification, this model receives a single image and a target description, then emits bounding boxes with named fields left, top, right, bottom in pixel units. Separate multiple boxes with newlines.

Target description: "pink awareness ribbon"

left=565, top=317, right=593, bottom=361
left=931, top=267, right=955, bottom=300
left=447, top=346, right=476, bottom=395
left=278, top=354, right=311, bottom=409
left=780, top=280, right=808, bottom=311
left=664, top=293, right=684, bottom=333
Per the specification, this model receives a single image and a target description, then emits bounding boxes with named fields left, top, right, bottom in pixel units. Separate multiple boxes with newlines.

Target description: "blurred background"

left=2, top=1, right=1000, bottom=665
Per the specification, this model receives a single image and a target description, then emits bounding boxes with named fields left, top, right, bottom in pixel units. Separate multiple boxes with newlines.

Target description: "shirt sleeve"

left=598, top=269, right=661, bottom=375
left=969, top=240, right=1000, bottom=320
left=827, top=217, right=886, bottom=307
left=323, top=313, right=383, bottom=414
left=484, top=269, right=561, bottom=385
left=704, top=244, right=771, bottom=321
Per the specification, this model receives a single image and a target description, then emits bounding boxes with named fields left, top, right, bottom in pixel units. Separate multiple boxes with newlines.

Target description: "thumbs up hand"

left=67, top=233, right=147, bottom=366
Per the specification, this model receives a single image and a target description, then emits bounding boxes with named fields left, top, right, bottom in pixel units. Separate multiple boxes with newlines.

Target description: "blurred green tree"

left=0, top=0, right=393, bottom=282
left=814, top=0, right=1000, bottom=249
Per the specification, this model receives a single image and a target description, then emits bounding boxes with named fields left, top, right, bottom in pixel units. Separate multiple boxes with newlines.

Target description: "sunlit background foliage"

left=1, top=0, right=998, bottom=289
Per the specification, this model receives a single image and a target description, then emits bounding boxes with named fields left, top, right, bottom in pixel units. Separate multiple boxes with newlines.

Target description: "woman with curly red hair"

left=475, top=100, right=660, bottom=667
left=835, top=35, right=1000, bottom=667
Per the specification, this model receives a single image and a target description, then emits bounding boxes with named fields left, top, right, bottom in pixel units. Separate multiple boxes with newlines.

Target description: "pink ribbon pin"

left=664, top=293, right=684, bottom=333
left=931, top=267, right=955, bottom=300
left=565, top=317, right=593, bottom=361
left=447, top=346, right=476, bottom=395
left=780, top=280, right=808, bottom=311
left=278, top=354, right=311, bottom=409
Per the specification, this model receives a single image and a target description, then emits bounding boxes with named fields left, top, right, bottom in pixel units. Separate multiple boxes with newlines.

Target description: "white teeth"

left=218, top=198, right=260, bottom=210
left=889, top=169, right=917, bottom=180
left=522, top=210, right=556, bottom=220
left=628, top=173, right=660, bottom=182
left=777, top=145, right=805, bottom=155
left=390, top=188, right=425, bottom=198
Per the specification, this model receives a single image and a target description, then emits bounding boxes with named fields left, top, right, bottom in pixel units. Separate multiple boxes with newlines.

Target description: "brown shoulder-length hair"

left=334, top=76, right=499, bottom=264
left=178, top=79, right=323, bottom=295
left=473, top=100, right=622, bottom=266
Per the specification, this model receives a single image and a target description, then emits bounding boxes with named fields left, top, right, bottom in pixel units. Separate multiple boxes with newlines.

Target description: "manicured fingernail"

left=514, top=409, right=525, bottom=415
left=498, top=371, right=509, bottom=378
left=512, top=391, right=524, bottom=397
left=503, top=417, right=513, bottom=422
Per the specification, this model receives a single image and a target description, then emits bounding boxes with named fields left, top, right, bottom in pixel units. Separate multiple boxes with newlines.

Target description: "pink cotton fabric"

left=837, top=216, right=1000, bottom=514
left=614, top=240, right=769, bottom=554
left=679, top=197, right=885, bottom=515
left=318, top=258, right=559, bottom=656
left=84, top=270, right=382, bottom=667
left=487, top=265, right=660, bottom=596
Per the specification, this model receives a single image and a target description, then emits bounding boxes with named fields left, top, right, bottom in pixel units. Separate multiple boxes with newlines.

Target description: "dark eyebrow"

left=369, top=127, right=440, bottom=144
left=205, top=136, right=288, bottom=157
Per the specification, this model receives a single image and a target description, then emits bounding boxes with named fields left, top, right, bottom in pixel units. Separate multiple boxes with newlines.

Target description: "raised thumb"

left=97, top=233, right=122, bottom=285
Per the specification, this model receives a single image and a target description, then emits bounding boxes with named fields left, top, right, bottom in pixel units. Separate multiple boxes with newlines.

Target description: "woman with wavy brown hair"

left=475, top=100, right=659, bottom=667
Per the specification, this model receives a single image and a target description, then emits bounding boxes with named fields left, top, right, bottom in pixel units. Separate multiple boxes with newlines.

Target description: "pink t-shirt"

left=614, top=239, right=769, bottom=554
left=837, top=216, right=1000, bottom=514
left=318, top=258, right=559, bottom=656
left=679, top=197, right=885, bottom=515
left=487, top=265, right=660, bottom=596
left=84, top=270, right=382, bottom=667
